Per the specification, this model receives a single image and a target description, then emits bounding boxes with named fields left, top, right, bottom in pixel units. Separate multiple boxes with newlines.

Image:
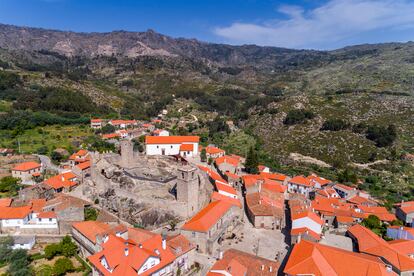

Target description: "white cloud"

left=214, top=0, right=414, bottom=49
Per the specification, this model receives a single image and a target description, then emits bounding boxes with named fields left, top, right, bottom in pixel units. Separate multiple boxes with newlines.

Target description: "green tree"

left=361, top=215, right=381, bottom=230
left=200, top=148, right=207, bottom=162
left=44, top=243, right=61, bottom=260
left=52, top=257, right=74, bottom=276
left=61, top=236, right=77, bottom=257
left=36, top=264, right=53, bottom=276
left=7, top=249, right=30, bottom=276
left=0, top=176, right=21, bottom=194
left=0, top=236, right=13, bottom=264
left=51, top=151, right=63, bottom=164
left=245, top=147, right=259, bottom=174
left=84, top=207, right=99, bottom=221
left=101, top=124, right=116, bottom=134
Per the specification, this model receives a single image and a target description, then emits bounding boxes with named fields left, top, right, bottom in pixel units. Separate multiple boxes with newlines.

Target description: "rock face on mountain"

left=0, top=23, right=329, bottom=69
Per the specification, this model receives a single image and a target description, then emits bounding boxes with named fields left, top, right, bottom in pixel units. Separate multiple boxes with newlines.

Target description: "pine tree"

left=245, top=147, right=259, bottom=174
left=200, top=148, right=207, bottom=162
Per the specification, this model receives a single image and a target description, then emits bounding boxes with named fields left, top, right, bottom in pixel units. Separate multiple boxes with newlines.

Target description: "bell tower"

left=177, top=165, right=199, bottom=217
left=120, top=140, right=134, bottom=168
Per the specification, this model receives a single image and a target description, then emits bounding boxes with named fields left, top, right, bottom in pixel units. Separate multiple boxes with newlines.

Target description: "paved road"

left=35, top=154, right=62, bottom=173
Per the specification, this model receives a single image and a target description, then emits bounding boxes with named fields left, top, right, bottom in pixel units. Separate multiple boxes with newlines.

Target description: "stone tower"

left=177, top=165, right=199, bottom=217
left=120, top=140, right=134, bottom=168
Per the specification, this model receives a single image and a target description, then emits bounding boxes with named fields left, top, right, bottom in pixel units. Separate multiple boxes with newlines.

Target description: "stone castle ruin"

left=83, top=140, right=212, bottom=229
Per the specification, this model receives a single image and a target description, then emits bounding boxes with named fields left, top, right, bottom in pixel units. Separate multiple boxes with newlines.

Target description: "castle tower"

left=120, top=140, right=134, bottom=168
left=177, top=165, right=199, bottom=217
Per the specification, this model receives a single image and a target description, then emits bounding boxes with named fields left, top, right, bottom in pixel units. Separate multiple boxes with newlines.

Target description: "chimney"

left=139, top=243, right=143, bottom=248
left=124, top=248, right=129, bottom=256
left=261, top=265, right=264, bottom=271
left=219, top=251, right=223, bottom=260
left=297, top=234, right=302, bottom=243
left=162, top=231, right=167, bottom=250
left=269, top=266, right=272, bottom=272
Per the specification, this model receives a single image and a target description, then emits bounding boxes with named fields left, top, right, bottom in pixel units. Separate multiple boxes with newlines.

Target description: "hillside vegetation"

left=0, top=24, right=412, bottom=205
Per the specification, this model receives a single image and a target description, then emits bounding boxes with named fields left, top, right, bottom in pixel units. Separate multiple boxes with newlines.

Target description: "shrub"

left=53, top=257, right=74, bottom=276
left=321, top=119, right=350, bottom=131
left=366, top=124, right=397, bottom=147
left=284, top=109, right=315, bottom=125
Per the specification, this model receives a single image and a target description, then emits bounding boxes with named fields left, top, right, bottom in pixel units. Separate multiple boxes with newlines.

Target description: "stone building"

left=176, top=165, right=199, bottom=217
left=180, top=200, right=241, bottom=255
left=11, top=161, right=42, bottom=184
left=246, top=190, right=285, bottom=230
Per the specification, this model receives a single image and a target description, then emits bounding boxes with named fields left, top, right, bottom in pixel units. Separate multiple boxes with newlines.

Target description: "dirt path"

left=289, top=153, right=331, bottom=168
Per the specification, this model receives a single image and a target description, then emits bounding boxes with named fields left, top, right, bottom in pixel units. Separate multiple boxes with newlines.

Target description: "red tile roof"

left=145, top=136, right=199, bottom=144
left=260, top=172, right=287, bottom=182
left=0, top=198, right=12, bottom=207
left=37, top=211, right=57, bottom=219
left=215, top=181, right=237, bottom=195
left=289, top=175, right=312, bottom=187
left=397, top=201, right=414, bottom=215
left=387, top=239, right=414, bottom=256
left=182, top=200, right=233, bottom=232
left=262, top=179, right=287, bottom=193
left=291, top=211, right=324, bottom=225
left=348, top=224, right=414, bottom=272
left=72, top=221, right=127, bottom=244
left=284, top=240, right=395, bottom=276
left=204, top=146, right=225, bottom=155
left=102, top=133, right=120, bottom=139
left=290, top=227, right=321, bottom=241
left=307, top=174, right=332, bottom=186
left=44, top=172, right=77, bottom=190
left=224, top=171, right=240, bottom=180
left=91, top=119, right=102, bottom=123
left=0, top=206, right=32, bottom=219
left=12, top=161, right=41, bottom=171
left=208, top=249, right=279, bottom=276
left=246, top=191, right=284, bottom=217
left=76, top=161, right=91, bottom=171
left=88, top=234, right=176, bottom=276
left=211, top=192, right=242, bottom=208
left=69, top=149, right=89, bottom=160
left=179, top=143, right=194, bottom=151
left=215, top=155, right=240, bottom=167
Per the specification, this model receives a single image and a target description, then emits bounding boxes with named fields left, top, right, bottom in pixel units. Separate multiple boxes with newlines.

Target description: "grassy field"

left=0, top=124, right=92, bottom=154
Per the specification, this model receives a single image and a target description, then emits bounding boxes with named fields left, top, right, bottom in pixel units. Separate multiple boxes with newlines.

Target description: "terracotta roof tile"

left=145, top=136, right=199, bottom=144
left=284, top=240, right=396, bottom=276
left=181, top=201, right=233, bottom=232
left=12, top=161, right=41, bottom=171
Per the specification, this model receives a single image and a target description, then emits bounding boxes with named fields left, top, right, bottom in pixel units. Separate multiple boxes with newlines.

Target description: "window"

left=192, top=232, right=195, bottom=237
left=170, top=145, right=173, bottom=149
left=49, top=218, right=52, bottom=222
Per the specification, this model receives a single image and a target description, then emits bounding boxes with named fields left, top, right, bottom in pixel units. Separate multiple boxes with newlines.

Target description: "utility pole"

left=17, top=138, right=21, bottom=154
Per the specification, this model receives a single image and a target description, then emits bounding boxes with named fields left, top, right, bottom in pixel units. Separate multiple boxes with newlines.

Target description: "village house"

left=180, top=200, right=241, bottom=255
left=333, top=183, right=358, bottom=199
left=395, top=201, right=414, bottom=226
left=72, top=161, right=91, bottom=179
left=314, top=187, right=340, bottom=198
left=11, top=236, right=36, bottom=250
left=43, top=194, right=90, bottom=234
left=0, top=203, right=58, bottom=234
left=72, top=221, right=195, bottom=275
left=290, top=211, right=323, bottom=244
left=287, top=176, right=314, bottom=197
left=11, top=161, right=42, bottom=184
left=90, top=119, right=103, bottom=129
left=387, top=226, right=414, bottom=241
left=202, top=146, right=225, bottom=160
left=153, top=129, right=169, bottom=136
left=44, top=171, right=78, bottom=193
left=348, top=224, right=414, bottom=275
left=223, top=171, right=240, bottom=187
left=145, top=136, right=199, bottom=157
left=215, top=180, right=239, bottom=200
left=245, top=188, right=285, bottom=230
left=18, top=183, right=54, bottom=201
left=69, top=149, right=90, bottom=167
left=214, top=155, right=241, bottom=175
left=109, top=119, right=137, bottom=129
left=284, top=240, right=397, bottom=276
left=207, top=249, right=279, bottom=275
left=0, top=148, right=14, bottom=156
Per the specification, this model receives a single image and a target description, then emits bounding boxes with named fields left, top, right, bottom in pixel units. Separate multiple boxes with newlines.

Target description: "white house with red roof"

left=333, top=183, right=357, bottom=199
left=145, top=136, right=199, bottom=157
left=395, top=201, right=414, bottom=226
left=72, top=221, right=195, bottom=276
left=11, top=161, right=42, bottom=184
left=291, top=211, right=323, bottom=244
left=90, top=119, right=103, bottom=129
left=153, top=129, right=169, bottom=136
left=109, top=119, right=137, bottom=129
left=287, top=176, right=314, bottom=197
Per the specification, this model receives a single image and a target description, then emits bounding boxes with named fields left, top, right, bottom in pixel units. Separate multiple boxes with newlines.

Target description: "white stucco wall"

left=292, top=217, right=322, bottom=234
left=146, top=142, right=198, bottom=156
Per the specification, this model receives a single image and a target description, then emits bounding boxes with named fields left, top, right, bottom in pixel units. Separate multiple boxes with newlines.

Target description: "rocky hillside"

left=0, top=23, right=413, bottom=171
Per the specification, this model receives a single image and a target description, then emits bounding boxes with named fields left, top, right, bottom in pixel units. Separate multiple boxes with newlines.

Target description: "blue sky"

left=1, top=0, right=414, bottom=49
